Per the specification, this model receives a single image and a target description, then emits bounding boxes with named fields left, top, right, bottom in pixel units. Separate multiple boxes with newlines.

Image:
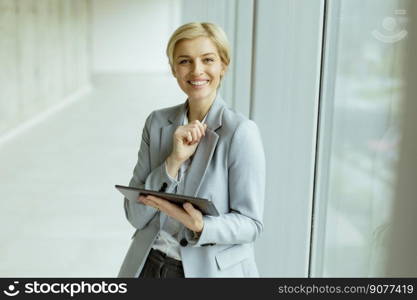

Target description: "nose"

left=191, top=60, right=204, bottom=75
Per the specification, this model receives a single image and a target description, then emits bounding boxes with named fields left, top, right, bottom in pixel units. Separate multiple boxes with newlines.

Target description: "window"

left=311, top=0, right=411, bottom=276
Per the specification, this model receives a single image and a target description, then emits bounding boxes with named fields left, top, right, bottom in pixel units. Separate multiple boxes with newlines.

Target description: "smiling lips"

left=188, top=80, right=209, bottom=87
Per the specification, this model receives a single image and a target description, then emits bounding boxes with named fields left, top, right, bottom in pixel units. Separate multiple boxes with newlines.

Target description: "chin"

left=186, top=89, right=214, bottom=100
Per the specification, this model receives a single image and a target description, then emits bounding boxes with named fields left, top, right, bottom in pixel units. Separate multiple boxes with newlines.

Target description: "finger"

left=195, top=121, right=205, bottom=137
left=183, top=202, right=194, bottom=214
left=144, top=197, right=166, bottom=212
left=146, top=195, right=174, bottom=211
left=190, top=128, right=199, bottom=143
left=194, top=127, right=201, bottom=142
left=193, top=127, right=202, bottom=141
left=146, top=195, right=163, bottom=205
left=142, top=198, right=158, bottom=209
left=179, top=126, right=192, bottom=141
left=186, top=131, right=193, bottom=144
left=201, top=123, right=206, bottom=136
left=138, top=195, right=146, bottom=203
left=149, top=196, right=189, bottom=220
left=183, top=202, right=201, bottom=219
left=198, top=125, right=204, bottom=138
left=194, top=120, right=204, bottom=130
left=187, top=122, right=204, bottom=140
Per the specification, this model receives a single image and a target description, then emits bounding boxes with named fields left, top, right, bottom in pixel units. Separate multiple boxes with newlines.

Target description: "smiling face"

left=172, top=37, right=227, bottom=104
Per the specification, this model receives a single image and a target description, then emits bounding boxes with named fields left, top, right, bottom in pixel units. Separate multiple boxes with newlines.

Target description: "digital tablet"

left=115, top=185, right=220, bottom=216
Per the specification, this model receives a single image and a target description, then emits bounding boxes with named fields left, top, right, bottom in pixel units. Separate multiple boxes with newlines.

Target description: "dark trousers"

left=138, top=249, right=185, bottom=278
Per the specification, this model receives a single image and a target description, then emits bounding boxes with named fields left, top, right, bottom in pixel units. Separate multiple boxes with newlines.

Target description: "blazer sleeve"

left=124, top=112, right=180, bottom=230
left=184, top=119, right=266, bottom=246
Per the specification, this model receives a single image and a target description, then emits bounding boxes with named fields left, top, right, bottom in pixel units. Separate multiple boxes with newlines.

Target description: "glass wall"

left=311, top=0, right=411, bottom=277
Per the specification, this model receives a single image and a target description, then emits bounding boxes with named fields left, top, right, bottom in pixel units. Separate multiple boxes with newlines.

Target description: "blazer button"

left=180, top=238, right=188, bottom=247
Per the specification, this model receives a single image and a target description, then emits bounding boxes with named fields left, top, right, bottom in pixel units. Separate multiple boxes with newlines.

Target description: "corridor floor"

left=0, top=74, right=184, bottom=276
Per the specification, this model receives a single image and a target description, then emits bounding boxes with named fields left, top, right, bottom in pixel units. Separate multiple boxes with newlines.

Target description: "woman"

left=119, top=22, right=265, bottom=278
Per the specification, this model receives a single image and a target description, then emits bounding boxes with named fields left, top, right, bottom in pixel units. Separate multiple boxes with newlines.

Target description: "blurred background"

left=0, top=0, right=416, bottom=277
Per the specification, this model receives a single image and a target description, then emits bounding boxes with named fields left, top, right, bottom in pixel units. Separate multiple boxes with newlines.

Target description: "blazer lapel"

left=159, top=101, right=187, bottom=227
left=159, top=103, right=187, bottom=167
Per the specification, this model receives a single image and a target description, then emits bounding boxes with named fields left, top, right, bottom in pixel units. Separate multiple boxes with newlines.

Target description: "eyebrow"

left=176, top=53, right=217, bottom=59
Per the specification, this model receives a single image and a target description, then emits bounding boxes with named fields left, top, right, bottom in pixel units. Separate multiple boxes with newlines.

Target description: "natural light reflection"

left=315, top=0, right=410, bottom=277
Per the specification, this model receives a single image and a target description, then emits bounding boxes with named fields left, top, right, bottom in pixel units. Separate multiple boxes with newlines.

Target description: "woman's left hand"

left=139, top=195, right=204, bottom=233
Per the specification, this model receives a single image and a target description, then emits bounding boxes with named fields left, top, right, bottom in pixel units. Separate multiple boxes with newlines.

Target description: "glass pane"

left=312, top=0, right=411, bottom=276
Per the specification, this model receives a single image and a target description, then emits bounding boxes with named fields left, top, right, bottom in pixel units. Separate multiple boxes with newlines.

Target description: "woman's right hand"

left=169, top=120, right=207, bottom=164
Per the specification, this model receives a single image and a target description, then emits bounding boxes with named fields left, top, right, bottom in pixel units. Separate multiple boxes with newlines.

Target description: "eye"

left=179, top=59, right=189, bottom=64
left=204, top=58, right=215, bottom=63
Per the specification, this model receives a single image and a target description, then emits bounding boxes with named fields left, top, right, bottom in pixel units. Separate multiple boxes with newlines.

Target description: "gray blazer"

left=118, top=95, right=266, bottom=278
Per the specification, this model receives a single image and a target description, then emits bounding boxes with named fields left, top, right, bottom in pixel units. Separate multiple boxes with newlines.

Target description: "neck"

left=187, top=92, right=217, bottom=122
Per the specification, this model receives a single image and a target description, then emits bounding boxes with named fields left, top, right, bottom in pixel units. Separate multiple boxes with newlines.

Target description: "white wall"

left=0, top=0, right=90, bottom=136
left=180, top=0, right=325, bottom=277
left=91, top=0, right=181, bottom=74
left=252, top=0, right=324, bottom=277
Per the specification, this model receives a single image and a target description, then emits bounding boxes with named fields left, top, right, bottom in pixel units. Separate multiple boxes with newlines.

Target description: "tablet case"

left=115, top=185, right=220, bottom=216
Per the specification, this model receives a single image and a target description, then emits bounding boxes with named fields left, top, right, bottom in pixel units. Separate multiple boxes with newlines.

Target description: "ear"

left=223, top=61, right=228, bottom=72
left=220, top=63, right=228, bottom=78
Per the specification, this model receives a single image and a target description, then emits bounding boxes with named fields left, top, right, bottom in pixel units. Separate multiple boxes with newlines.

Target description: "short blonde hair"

left=166, top=22, right=231, bottom=71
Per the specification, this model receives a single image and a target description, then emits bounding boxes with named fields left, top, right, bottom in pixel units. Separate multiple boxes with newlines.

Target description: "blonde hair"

left=166, top=22, right=231, bottom=72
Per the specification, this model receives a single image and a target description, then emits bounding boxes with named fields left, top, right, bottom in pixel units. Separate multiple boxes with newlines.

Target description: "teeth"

left=189, top=80, right=208, bottom=86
